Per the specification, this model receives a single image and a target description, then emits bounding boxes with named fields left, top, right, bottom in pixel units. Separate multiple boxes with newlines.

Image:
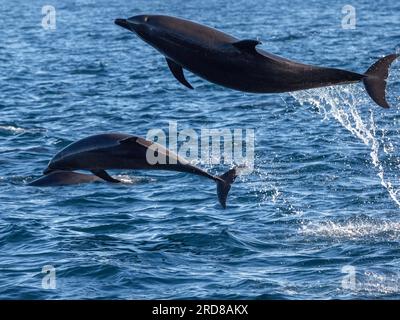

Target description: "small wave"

left=70, top=62, right=107, bottom=75
left=271, top=33, right=307, bottom=42
left=0, top=224, right=36, bottom=243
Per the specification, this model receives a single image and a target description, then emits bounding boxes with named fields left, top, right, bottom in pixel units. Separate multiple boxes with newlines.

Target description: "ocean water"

left=1, top=0, right=400, bottom=299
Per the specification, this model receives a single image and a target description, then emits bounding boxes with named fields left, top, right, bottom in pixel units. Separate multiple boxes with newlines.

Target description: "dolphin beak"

left=43, top=167, right=53, bottom=175
left=115, top=18, right=141, bottom=31
left=115, top=16, right=145, bottom=33
left=114, top=18, right=129, bottom=29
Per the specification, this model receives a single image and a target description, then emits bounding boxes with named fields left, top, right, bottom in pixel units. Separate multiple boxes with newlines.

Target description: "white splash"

left=340, top=269, right=400, bottom=295
left=113, top=175, right=156, bottom=184
left=0, top=125, right=26, bottom=134
left=300, top=218, right=400, bottom=240
left=356, top=271, right=400, bottom=295
left=248, top=165, right=303, bottom=214
left=291, top=79, right=400, bottom=207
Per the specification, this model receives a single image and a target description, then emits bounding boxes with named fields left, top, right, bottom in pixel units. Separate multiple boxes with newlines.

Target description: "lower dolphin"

left=42, top=133, right=238, bottom=208
left=28, top=171, right=102, bottom=187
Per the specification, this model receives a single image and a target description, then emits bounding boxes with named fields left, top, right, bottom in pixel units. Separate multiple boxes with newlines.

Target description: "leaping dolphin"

left=115, top=14, right=398, bottom=108
left=42, top=133, right=238, bottom=208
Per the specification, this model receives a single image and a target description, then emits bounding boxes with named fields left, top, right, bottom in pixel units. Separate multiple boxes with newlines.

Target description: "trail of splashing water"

left=291, top=81, right=400, bottom=207
left=0, top=125, right=26, bottom=134
left=355, top=271, right=400, bottom=295
left=300, top=216, right=400, bottom=240
left=188, top=146, right=303, bottom=213
left=113, top=175, right=158, bottom=184
left=252, top=167, right=303, bottom=214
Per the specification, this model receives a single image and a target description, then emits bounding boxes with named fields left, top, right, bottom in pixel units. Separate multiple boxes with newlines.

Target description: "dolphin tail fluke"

left=216, top=167, right=238, bottom=209
left=363, top=54, right=399, bottom=108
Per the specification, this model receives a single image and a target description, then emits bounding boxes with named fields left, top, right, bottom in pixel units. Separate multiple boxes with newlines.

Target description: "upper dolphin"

left=115, top=14, right=398, bottom=108
left=42, top=133, right=237, bottom=208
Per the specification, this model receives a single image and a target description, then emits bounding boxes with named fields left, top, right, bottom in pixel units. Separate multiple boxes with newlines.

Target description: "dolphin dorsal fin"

left=119, top=136, right=153, bottom=148
left=134, top=137, right=153, bottom=148
left=232, top=39, right=261, bottom=54
left=166, top=58, right=194, bottom=89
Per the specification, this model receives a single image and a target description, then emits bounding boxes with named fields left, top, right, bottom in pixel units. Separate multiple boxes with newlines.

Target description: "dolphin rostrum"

left=115, top=14, right=398, bottom=108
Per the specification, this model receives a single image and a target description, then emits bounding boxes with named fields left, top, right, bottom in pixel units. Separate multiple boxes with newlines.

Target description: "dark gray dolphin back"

left=49, top=133, right=190, bottom=168
left=137, top=14, right=238, bottom=45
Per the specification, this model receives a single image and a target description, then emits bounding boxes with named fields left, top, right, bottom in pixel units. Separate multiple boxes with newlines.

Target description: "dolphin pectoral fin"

left=166, top=58, right=194, bottom=89
left=90, top=169, right=121, bottom=183
left=232, top=39, right=261, bottom=54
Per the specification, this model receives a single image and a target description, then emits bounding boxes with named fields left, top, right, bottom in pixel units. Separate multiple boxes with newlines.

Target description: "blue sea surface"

left=1, top=0, right=400, bottom=299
